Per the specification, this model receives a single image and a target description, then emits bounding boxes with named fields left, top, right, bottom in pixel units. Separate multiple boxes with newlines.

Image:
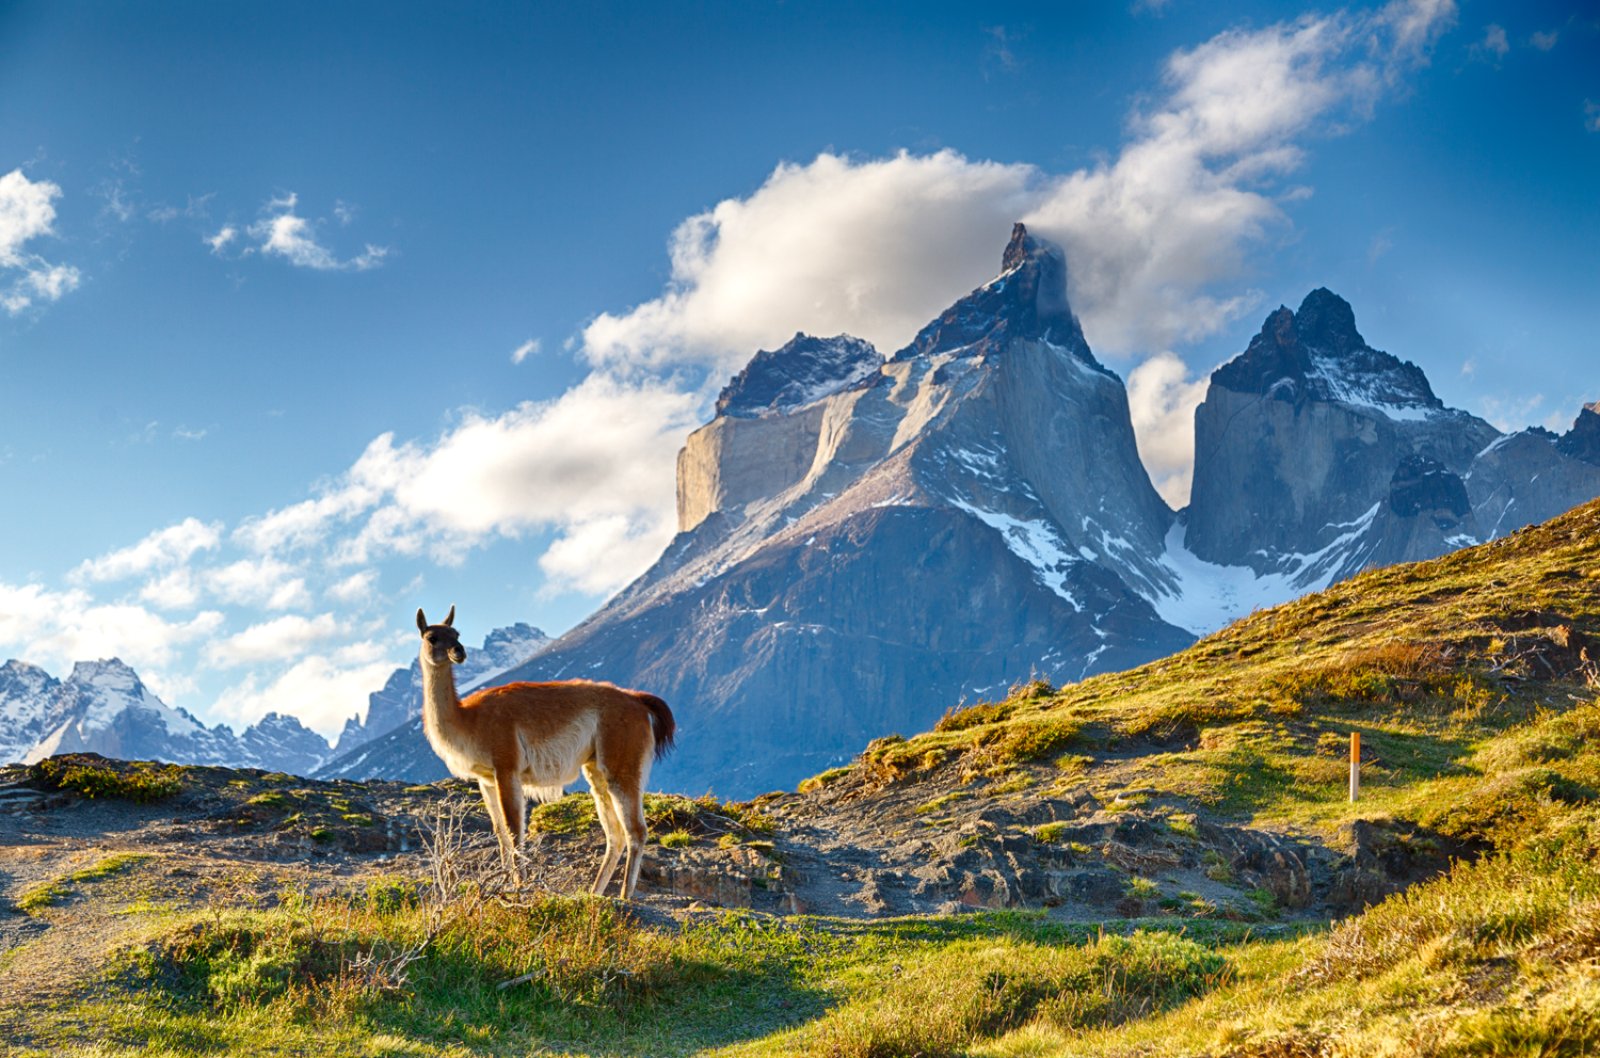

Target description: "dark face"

left=416, top=607, right=467, bottom=667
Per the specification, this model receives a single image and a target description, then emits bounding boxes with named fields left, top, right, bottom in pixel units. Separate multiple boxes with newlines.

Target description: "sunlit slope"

left=816, top=496, right=1598, bottom=844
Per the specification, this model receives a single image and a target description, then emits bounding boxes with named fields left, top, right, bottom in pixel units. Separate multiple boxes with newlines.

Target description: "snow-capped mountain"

left=0, top=660, right=64, bottom=765
left=0, top=657, right=329, bottom=773
left=337, top=226, right=1600, bottom=797
left=108, top=227, right=1597, bottom=799
left=335, top=225, right=1199, bottom=795
left=317, top=622, right=550, bottom=779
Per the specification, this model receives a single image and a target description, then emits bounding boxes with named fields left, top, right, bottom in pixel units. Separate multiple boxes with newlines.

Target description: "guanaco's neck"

left=418, top=650, right=462, bottom=746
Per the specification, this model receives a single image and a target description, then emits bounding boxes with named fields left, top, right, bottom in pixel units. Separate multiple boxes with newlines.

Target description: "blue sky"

left=0, top=0, right=1595, bottom=738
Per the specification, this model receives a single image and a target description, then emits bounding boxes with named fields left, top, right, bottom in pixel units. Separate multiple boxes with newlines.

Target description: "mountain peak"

left=999, top=221, right=1041, bottom=273
left=66, top=658, right=140, bottom=688
left=1212, top=289, right=1440, bottom=413
left=1557, top=401, right=1600, bottom=466
left=893, top=223, right=1089, bottom=363
left=1295, top=287, right=1364, bottom=352
left=715, top=334, right=883, bottom=418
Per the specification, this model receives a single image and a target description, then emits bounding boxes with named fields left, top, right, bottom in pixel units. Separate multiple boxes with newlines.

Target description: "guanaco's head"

left=416, top=606, right=467, bottom=667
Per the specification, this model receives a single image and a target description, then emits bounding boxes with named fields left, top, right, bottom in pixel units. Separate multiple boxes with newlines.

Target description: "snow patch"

left=1142, top=505, right=1381, bottom=637
left=952, top=502, right=1082, bottom=611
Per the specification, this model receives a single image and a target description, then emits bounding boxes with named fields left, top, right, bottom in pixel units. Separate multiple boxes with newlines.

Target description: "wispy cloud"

left=206, top=225, right=238, bottom=254
left=1586, top=100, right=1600, bottom=134
left=1473, top=23, right=1509, bottom=61
left=1529, top=28, right=1560, bottom=51
left=72, top=518, right=223, bottom=584
left=0, top=169, right=81, bottom=315
left=510, top=338, right=541, bottom=364
left=981, top=25, right=1023, bottom=77
left=247, top=192, right=388, bottom=271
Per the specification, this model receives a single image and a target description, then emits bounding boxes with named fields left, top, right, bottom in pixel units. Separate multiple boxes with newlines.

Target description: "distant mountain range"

left=6, top=225, right=1596, bottom=792
left=321, top=224, right=1600, bottom=796
left=0, top=623, right=549, bottom=776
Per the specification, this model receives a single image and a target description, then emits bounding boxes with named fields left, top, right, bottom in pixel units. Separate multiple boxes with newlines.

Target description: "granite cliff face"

left=1184, top=290, right=1600, bottom=591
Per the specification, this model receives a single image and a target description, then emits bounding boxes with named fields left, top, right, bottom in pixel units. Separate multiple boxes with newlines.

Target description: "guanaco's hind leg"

left=583, top=762, right=624, bottom=896
left=610, top=776, right=649, bottom=901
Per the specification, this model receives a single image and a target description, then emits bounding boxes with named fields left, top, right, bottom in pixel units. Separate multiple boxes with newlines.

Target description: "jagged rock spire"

left=1212, top=288, right=1440, bottom=410
left=1557, top=402, right=1600, bottom=466
left=893, top=222, right=1090, bottom=362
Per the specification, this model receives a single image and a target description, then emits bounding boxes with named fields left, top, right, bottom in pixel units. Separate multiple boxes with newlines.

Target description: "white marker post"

left=1349, top=731, right=1361, bottom=802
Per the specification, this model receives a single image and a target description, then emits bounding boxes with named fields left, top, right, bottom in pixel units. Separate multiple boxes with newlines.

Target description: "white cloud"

left=1529, top=29, right=1559, bottom=51
left=211, top=653, right=398, bottom=738
left=245, top=192, right=388, bottom=271
left=1586, top=101, right=1600, bottom=135
left=1127, top=352, right=1210, bottom=507
left=0, top=579, right=224, bottom=684
left=1477, top=23, right=1509, bottom=60
left=72, top=517, right=223, bottom=583
left=206, top=225, right=238, bottom=254
left=205, top=613, right=340, bottom=667
left=206, top=557, right=312, bottom=611
left=583, top=2, right=1454, bottom=371
left=138, top=568, right=202, bottom=610
left=345, top=375, right=703, bottom=587
left=536, top=512, right=677, bottom=597
left=510, top=338, right=541, bottom=364
left=582, top=150, right=1039, bottom=375
left=0, top=169, right=81, bottom=315
left=326, top=569, right=379, bottom=603
left=230, top=373, right=700, bottom=597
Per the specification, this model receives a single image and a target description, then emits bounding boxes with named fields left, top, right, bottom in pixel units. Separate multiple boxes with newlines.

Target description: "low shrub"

left=31, top=755, right=183, bottom=802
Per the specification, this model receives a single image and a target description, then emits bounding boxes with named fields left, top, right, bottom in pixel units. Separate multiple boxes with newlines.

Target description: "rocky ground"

left=0, top=747, right=1449, bottom=1036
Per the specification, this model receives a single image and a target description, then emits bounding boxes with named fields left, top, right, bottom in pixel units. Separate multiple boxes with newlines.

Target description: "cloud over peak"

left=580, top=0, right=1456, bottom=370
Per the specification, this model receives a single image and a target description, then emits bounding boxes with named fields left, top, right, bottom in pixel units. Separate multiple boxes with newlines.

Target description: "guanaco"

left=415, top=606, right=676, bottom=900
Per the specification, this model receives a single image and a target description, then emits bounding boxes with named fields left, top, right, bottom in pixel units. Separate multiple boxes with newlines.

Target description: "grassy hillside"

left=3, top=500, right=1598, bottom=1057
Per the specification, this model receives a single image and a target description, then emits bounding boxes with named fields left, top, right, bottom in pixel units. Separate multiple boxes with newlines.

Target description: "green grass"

left=14, top=852, right=153, bottom=915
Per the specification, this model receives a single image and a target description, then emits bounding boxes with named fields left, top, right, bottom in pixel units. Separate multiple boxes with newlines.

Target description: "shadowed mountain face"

left=316, top=234, right=1600, bottom=797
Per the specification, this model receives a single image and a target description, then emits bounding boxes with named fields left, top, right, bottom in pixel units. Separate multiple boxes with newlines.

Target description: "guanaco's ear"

left=443, top=605, right=455, bottom=628
left=416, top=608, right=428, bottom=634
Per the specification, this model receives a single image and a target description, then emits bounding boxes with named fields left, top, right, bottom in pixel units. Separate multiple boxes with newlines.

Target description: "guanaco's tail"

left=636, top=692, right=676, bottom=760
